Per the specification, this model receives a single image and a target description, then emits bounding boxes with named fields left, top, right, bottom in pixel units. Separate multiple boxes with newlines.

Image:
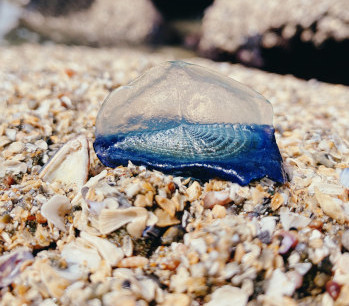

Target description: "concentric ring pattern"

left=114, top=123, right=259, bottom=160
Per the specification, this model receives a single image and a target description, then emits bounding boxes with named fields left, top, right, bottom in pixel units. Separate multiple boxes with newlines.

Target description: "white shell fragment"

left=266, top=269, right=297, bottom=298
left=80, top=231, right=124, bottom=267
left=98, top=207, right=148, bottom=237
left=206, top=285, right=248, bottom=306
left=39, top=261, right=71, bottom=299
left=0, top=159, right=27, bottom=178
left=61, top=239, right=101, bottom=272
left=41, top=195, right=71, bottom=231
left=340, top=168, right=349, bottom=188
left=39, top=135, right=89, bottom=189
left=279, top=208, right=311, bottom=231
left=315, top=187, right=347, bottom=223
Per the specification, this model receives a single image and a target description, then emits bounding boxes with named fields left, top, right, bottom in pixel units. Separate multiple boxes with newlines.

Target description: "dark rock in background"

left=199, top=0, right=349, bottom=84
left=21, top=0, right=163, bottom=46
left=152, top=0, right=213, bottom=20
left=2, top=0, right=349, bottom=84
left=26, top=0, right=94, bottom=16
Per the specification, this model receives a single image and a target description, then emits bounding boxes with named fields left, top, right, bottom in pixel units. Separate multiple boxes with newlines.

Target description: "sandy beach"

left=0, top=44, right=349, bottom=305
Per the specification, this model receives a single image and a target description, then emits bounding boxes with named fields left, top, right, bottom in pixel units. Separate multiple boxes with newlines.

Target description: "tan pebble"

left=298, top=154, right=315, bottom=166
left=125, top=181, right=141, bottom=198
left=117, top=256, right=148, bottom=268
left=336, top=284, right=349, bottom=305
left=186, top=181, right=202, bottom=201
left=155, top=195, right=176, bottom=217
left=271, top=193, right=284, bottom=211
left=288, top=146, right=301, bottom=156
left=162, top=226, right=180, bottom=245
left=315, top=187, right=345, bottom=223
left=274, top=255, right=284, bottom=269
left=172, top=193, right=182, bottom=211
left=205, top=179, right=227, bottom=192
left=212, top=205, right=227, bottom=218
left=134, top=194, right=147, bottom=207
left=282, top=297, right=298, bottom=306
left=141, top=181, right=154, bottom=192
left=8, top=142, right=25, bottom=154
left=10, top=119, right=20, bottom=126
left=103, top=293, right=136, bottom=306
left=135, top=192, right=154, bottom=207
left=341, top=230, right=349, bottom=251
left=308, top=219, right=323, bottom=231
left=203, top=190, right=230, bottom=208
left=234, top=243, right=245, bottom=263
left=309, top=238, right=323, bottom=249
left=317, top=165, right=337, bottom=176
left=187, top=277, right=207, bottom=295
left=0, top=137, right=10, bottom=148
left=161, top=293, right=190, bottom=306
left=314, top=273, right=329, bottom=287
left=145, top=191, right=154, bottom=205
left=155, top=208, right=180, bottom=227
left=252, top=185, right=268, bottom=205
left=39, top=261, right=71, bottom=298
left=188, top=251, right=200, bottom=265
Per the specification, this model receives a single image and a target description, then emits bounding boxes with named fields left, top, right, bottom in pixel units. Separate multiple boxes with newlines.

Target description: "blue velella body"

left=94, top=61, right=286, bottom=185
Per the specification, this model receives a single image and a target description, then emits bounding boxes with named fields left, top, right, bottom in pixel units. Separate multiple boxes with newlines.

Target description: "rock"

left=315, top=187, right=346, bottom=223
left=266, top=269, right=297, bottom=298
left=206, top=285, right=248, bottom=306
left=21, top=0, right=162, bottom=46
left=200, top=0, right=349, bottom=64
left=0, top=0, right=22, bottom=40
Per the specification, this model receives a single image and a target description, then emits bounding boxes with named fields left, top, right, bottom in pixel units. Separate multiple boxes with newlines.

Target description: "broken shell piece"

left=39, top=135, right=89, bottom=189
left=315, top=187, right=346, bottom=223
left=41, top=195, right=71, bottom=231
left=0, top=159, right=28, bottom=178
left=340, top=168, right=349, bottom=188
left=0, top=247, right=33, bottom=287
left=71, top=170, right=107, bottom=206
left=122, top=235, right=133, bottom=257
left=39, top=261, right=71, bottom=299
left=155, top=195, right=176, bottom=217
left=155, top=208, right=181, bottom=227
left=126, top=214, right=148, bottom=238
left=203, top=190, right=231, bottom=209
left=279, top=208, right=311, bottom=231
left=80, top=232, right=124, bottom=267
left=61, top=239, right=101, bottom=272
left=206, top=285, right=249, bottom=306
left=98, top=207, right=148, bottom=237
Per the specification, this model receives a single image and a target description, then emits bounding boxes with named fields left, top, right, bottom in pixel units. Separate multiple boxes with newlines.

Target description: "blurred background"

left=1, top=0, right=348, bottom=85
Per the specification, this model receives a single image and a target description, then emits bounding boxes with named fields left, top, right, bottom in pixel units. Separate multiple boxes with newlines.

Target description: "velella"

left=94, top=61, right=286, bottom=185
